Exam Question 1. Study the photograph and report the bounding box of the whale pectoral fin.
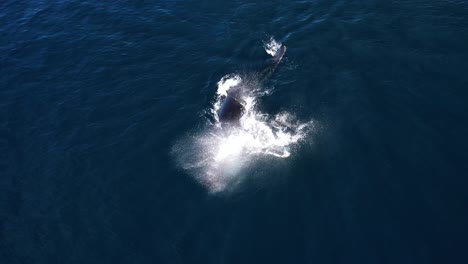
[273,45,287,63]
[258,45,287,81]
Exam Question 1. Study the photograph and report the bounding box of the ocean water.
[2,0,468,263]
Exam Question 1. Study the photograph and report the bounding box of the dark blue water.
[2,0,468,263]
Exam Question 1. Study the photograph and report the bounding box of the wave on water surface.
[172,37,314,193]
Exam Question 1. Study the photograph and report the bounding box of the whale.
[217,45,287,123]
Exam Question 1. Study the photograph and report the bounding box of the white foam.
[172,43,314,193]
[264,37,282,57]
[216,74,241,97]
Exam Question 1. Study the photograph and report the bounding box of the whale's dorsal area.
[217,45,286,124]
[218,91,245,123]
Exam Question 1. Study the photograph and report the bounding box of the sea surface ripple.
[1,1,468,263]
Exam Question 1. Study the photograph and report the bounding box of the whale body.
[217,45,287,124]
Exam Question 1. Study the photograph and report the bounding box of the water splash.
[172,39,314,193]
[216,74,242,97]
[264,37,283,57]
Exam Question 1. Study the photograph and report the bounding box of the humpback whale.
[217,45,287,123]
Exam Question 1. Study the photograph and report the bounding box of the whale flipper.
[259,45,287,81]
[273,45,287,63]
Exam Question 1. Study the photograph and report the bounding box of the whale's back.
[218,93,245,123]
[217,45,286,124]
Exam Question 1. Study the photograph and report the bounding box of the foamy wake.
[172,38,314,193]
